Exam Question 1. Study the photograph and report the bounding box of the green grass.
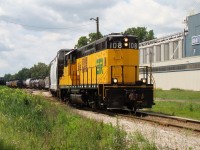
[151,89,200,120]
[155,88,200,101]
[151,101,200,120]
[0,86,157,150]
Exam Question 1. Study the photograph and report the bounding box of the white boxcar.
[50,57,58,91]
[50,49,71,93]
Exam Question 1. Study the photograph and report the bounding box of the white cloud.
[0,0,200,76]
[102,0,186,36]
[0,59,9,69]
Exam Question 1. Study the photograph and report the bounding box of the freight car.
[51,33,154,112]
[38,79,45,89]
[44,76,50,89]
[50,49,71,96]
[0,77,6,85]
[25,78,32,88]
[6,78,47,89]
[6,80,23,88]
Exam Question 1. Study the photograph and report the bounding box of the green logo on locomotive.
[96,58,103,74]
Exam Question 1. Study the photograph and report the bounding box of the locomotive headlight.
[124,38,128,42]
[141,78,147,84]
[112,78,118,84]
[124,43,128,47]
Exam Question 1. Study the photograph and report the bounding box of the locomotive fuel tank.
[70,94,85,104]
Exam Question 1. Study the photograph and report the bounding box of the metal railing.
[70,65,152,86]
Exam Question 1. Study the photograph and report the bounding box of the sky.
[0,0,200,77]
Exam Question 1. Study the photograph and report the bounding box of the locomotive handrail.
[72,65,152,87]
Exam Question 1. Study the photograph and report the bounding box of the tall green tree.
[30,62,49,79]
[88,32,103,43]
[123,27,155,42]
[75,36,88,48]
[75,32,103,48]
[4,74,12,81]
[4,62,49,81]
[146,30,154,41]
[15,68,30,80]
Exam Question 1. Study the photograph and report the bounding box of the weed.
[0,139,15,150]
[0,86,157,149]
[170,88,185,91]
[128,131,157,150]
[189,103,194,112]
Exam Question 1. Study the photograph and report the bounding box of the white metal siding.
[50,58,58,91]
[152,70,200,91]
[139,56,200,91]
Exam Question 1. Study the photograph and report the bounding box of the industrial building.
[139,13,200,91]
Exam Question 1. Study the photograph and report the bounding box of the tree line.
[4,62,50,81]
[3,26,155,81]
[75,26,155,48]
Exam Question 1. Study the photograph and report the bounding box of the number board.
[109,42,138,49]
[107,37,138,49]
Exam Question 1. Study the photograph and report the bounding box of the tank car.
[38,79,45,89]
[6,81,12,87]
[22,80,26,88]
[0,77,6,85]
[10,80,23,88]
[44,76,50,89]
[33,79,39,89]
[25,78,32,88]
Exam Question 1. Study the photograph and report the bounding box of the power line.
[101,26,113,34]
[1,17,117,38]
[20,24,92,32]
[2,18,94,30]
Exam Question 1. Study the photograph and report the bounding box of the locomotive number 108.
[109,42,138,49]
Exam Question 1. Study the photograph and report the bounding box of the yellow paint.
[59,48,139,86]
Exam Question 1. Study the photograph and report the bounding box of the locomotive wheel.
[127,102,137,114]
[132,107,137,114]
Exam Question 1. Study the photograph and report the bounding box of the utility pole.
[90,17,99,40]
[96,17,99,40]
[149,49,153,84]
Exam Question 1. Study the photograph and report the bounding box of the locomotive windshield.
[107,36,138,49]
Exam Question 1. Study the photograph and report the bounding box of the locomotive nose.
[128,92,135,101]
[105,88,126,109]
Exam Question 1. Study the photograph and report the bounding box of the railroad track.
[117,110,200,132]
[76,107,200,133]
[27,89,200,133]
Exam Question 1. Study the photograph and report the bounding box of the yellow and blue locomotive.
[51,33,154,111]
